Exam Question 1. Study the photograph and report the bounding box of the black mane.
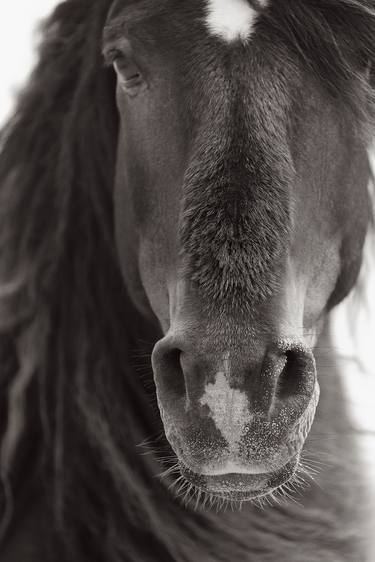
[0,0,374,560]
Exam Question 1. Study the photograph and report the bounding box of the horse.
[0,0,374,560]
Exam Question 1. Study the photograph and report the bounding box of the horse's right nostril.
[152,344,185,399]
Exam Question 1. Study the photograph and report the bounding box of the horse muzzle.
[152,330,319,500]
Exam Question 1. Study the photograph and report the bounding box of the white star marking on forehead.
[205,0,268,43]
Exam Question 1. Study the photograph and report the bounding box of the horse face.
[104,1,371,499]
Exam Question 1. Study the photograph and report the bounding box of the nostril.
[277,350,302,399]
[153,346,186,399]
[276,347,316,400]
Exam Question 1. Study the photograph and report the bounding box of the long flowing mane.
[0,0,375,560]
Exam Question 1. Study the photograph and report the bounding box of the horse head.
[103,0,372,500]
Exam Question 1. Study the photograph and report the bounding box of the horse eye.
[113,58,145,94]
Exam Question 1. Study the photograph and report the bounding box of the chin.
[176,455,301,504]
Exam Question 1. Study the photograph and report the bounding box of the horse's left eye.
[113,58,145,95]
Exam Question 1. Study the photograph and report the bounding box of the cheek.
[114,173,151,317]
[114,158,178,328]
[113,147,183,331]
[289,96,370,326]
[303,241,341,325]
[138,237,174,332]
[113,95,188,328]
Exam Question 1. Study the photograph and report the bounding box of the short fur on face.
[179,44,293,310]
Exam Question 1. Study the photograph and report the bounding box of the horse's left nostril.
[254,342,316,418]
[277,349,305,398]
[271,344,317,416]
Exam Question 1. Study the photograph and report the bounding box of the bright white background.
[1,0,375,519]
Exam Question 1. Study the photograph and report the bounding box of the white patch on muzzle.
[205,0,267,43]
[200,355,250,452]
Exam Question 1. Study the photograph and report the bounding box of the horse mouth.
[179,456,299,501]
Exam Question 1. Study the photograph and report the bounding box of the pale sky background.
[1,0,375,520]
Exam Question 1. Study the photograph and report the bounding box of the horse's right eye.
[113,57,146,95]
[114,58,142,85]
[103,42,146,95]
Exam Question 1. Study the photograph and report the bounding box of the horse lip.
[179,456,299,500]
